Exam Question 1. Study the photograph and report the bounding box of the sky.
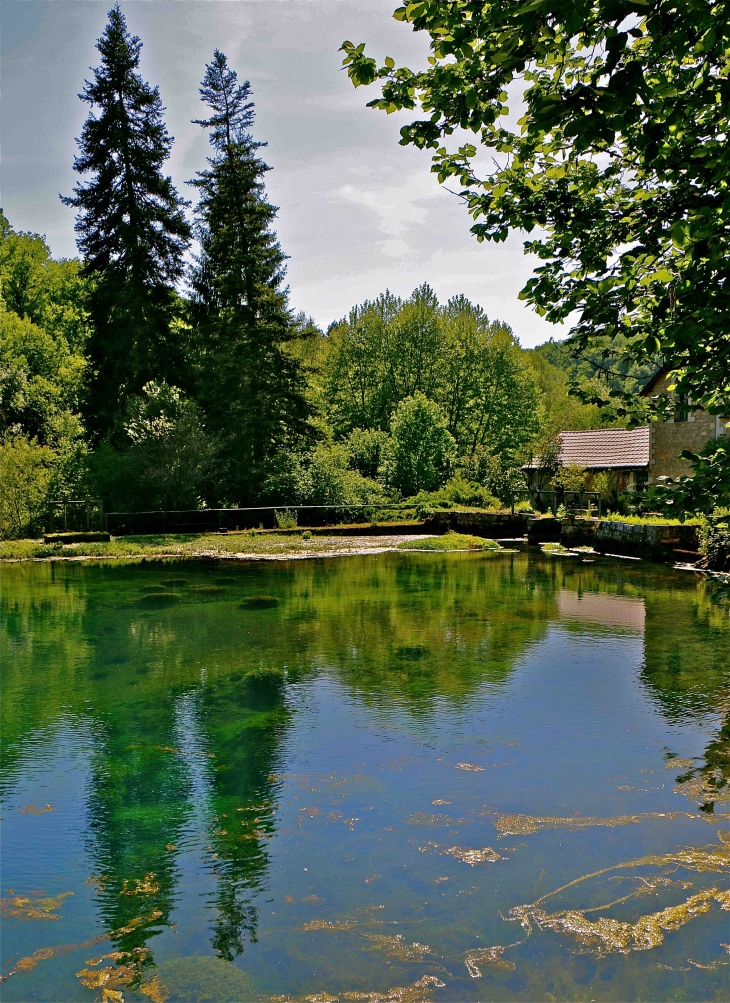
[2,0,564,347]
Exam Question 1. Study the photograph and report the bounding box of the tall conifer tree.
[190,50,312,503]
[62,5,190,437]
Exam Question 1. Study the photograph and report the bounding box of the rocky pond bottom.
[1,553,729,1002]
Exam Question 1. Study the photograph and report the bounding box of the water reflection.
[1,552,729,1001]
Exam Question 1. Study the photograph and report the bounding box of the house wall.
[584,469,637,495]
[647,372,727,483]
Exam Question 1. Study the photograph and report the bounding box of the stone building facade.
[641,369,728,483]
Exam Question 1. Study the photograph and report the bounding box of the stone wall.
[592,519,699,558]
[647,371,727,482]
[560,516,699,560]
[424,510,528,539]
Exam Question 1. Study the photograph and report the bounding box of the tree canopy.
[324,284,541,455]
[341,0,730,422]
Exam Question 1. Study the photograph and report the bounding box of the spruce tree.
[62,4,190,437]
[190,50,312,503]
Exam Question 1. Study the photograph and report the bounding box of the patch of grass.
[0,539,63,560]
[399,533,503,552]
[599,514,703,527]
[540,542,578,556]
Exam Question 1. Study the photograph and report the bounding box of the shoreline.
[0,534,439,565]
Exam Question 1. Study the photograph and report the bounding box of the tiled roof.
[556,427,650,469]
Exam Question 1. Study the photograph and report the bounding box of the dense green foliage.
[341,0,730,425]
[0,212,90,537]
[8,3,728,535]
[324,285,541,454]
[534,335,659,402]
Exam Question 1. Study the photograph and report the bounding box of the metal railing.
[510,489,602,518]
[103,503,419,536]
[49,498,104,533]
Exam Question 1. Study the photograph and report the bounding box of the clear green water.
[1,552,729,1003]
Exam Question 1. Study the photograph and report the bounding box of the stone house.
[524,366,727,494]
[639,367,728,482]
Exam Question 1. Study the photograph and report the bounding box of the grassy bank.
[0,530,438,563]
[599,514,703,527]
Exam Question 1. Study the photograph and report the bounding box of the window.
[674,393,688,422]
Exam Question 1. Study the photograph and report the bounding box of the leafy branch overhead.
[341,1,730,421]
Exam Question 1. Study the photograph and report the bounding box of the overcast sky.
[2,0,563,346]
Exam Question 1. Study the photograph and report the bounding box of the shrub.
[123,382,216,510]
[382,393,456,497]
[554,464,587,493]
[346,428,390,479]
[411,477,500,518]
[0,435,55,538]
[275,508,298,529]
[399,532,502,552]
[698,512,730,571]
[457,445,526,501]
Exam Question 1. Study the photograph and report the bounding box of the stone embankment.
[561,518,700,561]
[423,510,529,539]
[415,510,700,562]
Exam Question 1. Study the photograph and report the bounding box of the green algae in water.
[155,956,255,1002]
[137,591,180,607]
[240,595,280,609]
[2,553,730,1001]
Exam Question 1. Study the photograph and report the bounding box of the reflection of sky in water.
[1,554,728,1002]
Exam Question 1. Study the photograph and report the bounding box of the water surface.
[2,551,729,1002]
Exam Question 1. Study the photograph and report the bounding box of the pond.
[1,551,729,1002]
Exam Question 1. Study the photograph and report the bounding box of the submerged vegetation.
[3,554,729,998]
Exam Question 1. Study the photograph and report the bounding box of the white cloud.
[335,172,441,258]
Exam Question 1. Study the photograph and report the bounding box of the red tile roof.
[556,427,650,469]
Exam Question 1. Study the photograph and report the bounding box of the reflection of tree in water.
[1,563,93,786]
[84,668,288,966]
[638,575,730,812]
[195,668,288,959]
[282,554,558,710]
[2,563,292,967]
[85,702,189,972]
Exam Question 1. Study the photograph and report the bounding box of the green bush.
[458,446,527,502]
[275,508,298,529]
[262,443,386,508]
[411,476,500,518]
[399,532,503,552]
[382,393,456,497]
[698,513,730,571]
[0,435,55,538]
[346,428,390,479]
